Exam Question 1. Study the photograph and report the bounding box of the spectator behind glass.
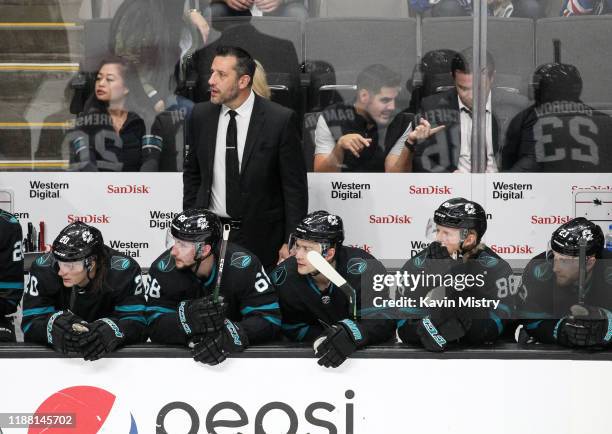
[313,64,402,173]
[561,0,611,15]
[110,0,212,113]
[253,59,272,99]
[409,0,545,18]
[211,0,309,20]
[66,57,150,172]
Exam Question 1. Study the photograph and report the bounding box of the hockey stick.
[578,237,587,305]
[212,224,231,303]
[306,251,357,319]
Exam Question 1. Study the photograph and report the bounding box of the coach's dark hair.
[451,48,495,78]
[215,45,256,87]
[356,64,401,95]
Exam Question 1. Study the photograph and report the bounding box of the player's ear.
[324,247,336,262]
[200,243,212,259]
[586,256,597,273]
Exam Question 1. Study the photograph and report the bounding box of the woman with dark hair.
[67,57,151,171]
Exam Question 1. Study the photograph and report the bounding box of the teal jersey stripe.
[119,315,147,324]
[0,282,24,289]
[145,306,176,314]
[296,326,309,341]
[115,304,146,313]
[22,306,55,317]
[22,322,32,333]
[263,315,282,326]
[241,302,280,315]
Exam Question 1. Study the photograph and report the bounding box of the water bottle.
[606,224,612,252]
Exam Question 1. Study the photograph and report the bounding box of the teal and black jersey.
[517,250,612,345]
[22,246,146,345]
[272,246,395,344]
[146,243,281,345]
[0,210,23,317]
[397,243,516,346]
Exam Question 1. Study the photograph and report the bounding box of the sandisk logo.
[409,185,452,195]
[106,184,150,194]
[68,214,110,224]
[368,214,412,224]
[490,244,534,254]
[530,215,572,225]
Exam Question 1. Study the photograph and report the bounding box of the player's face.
[454,70,493,110]
[435,225,463,255]
[552,252,580,286]
[170,239,198,269]
[293,238,324,275]
[363,86,399,126]
[209,55,247,107]
[57,260,90,287]
[95,63,128,104]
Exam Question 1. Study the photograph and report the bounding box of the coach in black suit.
[183,46,307,269]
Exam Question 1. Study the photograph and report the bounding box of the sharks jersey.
[22,247,146,345]
[272,246,395,344]
[146,243,281,345]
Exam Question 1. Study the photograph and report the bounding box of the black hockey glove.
[427,241,451,260]
[0,317,15,342]
[178,295,227,339]
[313,319,366,368]
[46,310,88,354]
[416,315,471,352]
[75,318,125,361]
[562,305,612,348]
[191,319,249,366]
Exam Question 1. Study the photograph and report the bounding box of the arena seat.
[535,16,612,106]
[304,18,417,110]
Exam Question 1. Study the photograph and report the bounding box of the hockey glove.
[313,319,366,368]
[0,317,15,342]
[46,310,88,354]
[178,295,227,339]
[76,318,125,361]
[192,319,249,366]
[562,304,612,347]
[416,315,470,352]
[427,241,452,260]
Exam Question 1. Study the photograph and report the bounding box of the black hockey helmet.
[550,217,604,257]
[433,197,487,241]
[52,221,103,262]
[170,208,221,246]
[293,210,344,246]
[531,62,583,104]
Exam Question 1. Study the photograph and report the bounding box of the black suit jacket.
[412,88,527,172]
[183,94,308,267]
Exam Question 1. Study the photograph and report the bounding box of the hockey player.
[517,218,612,349]
[22,222,146,359]
[146,209,281,365]
[0,210,24,342]
[272,210,395,368]
[397,198,515,352]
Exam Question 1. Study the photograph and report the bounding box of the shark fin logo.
[231,252,252,269]
[157,253,176,272]
[478,254,499,268]
[111,256,131,271]
[347,258,367,275]
[29,385,138,433]
[271,266,287,285]
[35,253,54,267]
